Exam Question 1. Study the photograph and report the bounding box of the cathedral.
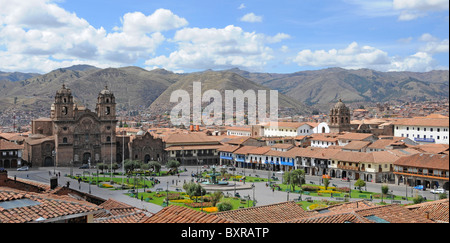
[23,85,118,167]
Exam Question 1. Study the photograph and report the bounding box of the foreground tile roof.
[0,187,104,223]
[214,201,312,223]
[142,205,234,223]
[289,204,434,223]
[406,199,449,223]
[94,199,153,223]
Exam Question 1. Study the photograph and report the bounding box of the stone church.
[328,99,352,133]
[23,85,118,167]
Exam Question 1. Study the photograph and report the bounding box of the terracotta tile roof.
[142,205,234,223]
[217,144,240,153]
[94,199,153,223]
[367,138,405,149]
[164,133,220,144]
[214,201,312,223]
[0,187,104,223]
[290,204,434,223]
[342,141,371,150]
[330,150,400,164]
[405,199,449,223]
[0,139,23,150]
[165,144,223,151]
[411,144,449,154]
[337,132,375,141]
[392,118,449,127]
[233,146,260,155]
[394,153,449,170]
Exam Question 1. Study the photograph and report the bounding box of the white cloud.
[418,34,449,54]
[238,4,246,10]
[293,42,390,69]
[240,13,263,23]
[0,0,187,73]
[145,25,287,71]
[121,9,188,34]
[292,41,447,72]
[393,0,449,20]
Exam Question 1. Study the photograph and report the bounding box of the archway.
[83,152,91,164]
[144,154,151,163]
[44,157,53,167]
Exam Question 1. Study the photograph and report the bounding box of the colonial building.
[23,85,117,167]
[393,116,449,145]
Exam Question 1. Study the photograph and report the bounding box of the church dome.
[99,85,113,95]
[334,99,347,109]
[56,84,71,95]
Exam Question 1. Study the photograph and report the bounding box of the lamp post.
[252,183,256,207]
[52,150,56,175]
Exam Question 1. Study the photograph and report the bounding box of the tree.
[148,161,162,175]
[354,179,366,192]
[284,169,305,191]
[210,191,223,206]
[166,160,181,174]
[323,178,330,190]
[110,163,119,173]
[381,184,389,195]
[183,182,206,202]
[124,160,141,173]
[217,201,233,212]
[97,163,107,173]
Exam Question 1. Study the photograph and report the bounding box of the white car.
[17,166,29,171]
[430,188,446,194]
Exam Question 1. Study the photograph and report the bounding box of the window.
[106,136,111,142]
[63,137,67,143]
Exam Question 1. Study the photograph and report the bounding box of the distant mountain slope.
[230,68,449,105]
[0,66,447,117]
[0,66,175,113]
[0,71,41,82]
[148,70,311,116]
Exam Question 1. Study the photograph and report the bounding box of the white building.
[393,117,449,145]
[226,126,252,137]
[263,122,327,137]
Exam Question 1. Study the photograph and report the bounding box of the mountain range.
[0,65,448,118]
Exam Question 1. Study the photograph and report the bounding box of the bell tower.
[52,84,74,119]
[96,86,116,120]
[329,99,351,133]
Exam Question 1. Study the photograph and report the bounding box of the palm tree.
[284,169,305,191]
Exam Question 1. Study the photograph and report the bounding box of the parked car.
[79,164,89,169]
[430,188,446,194]
[17,166,29,171]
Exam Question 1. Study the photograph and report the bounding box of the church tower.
[51,84,74,119]
[329,99,351,133]
[96,86,116,120]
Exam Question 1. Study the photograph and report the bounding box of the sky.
[0,0,448,74]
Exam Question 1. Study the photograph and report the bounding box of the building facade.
[393,117,449,145]
[23,85,117,167]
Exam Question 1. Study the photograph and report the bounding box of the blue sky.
[0,0,448,73]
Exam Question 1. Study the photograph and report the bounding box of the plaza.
[8,165,443,215]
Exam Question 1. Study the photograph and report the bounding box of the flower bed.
[185,202,213,208]
[170,199,193,204]
[201,207,218,213]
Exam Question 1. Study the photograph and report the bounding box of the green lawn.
[130,191,254,212]
[272,183,416,201]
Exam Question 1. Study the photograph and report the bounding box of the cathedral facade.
[23,85,117,167]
